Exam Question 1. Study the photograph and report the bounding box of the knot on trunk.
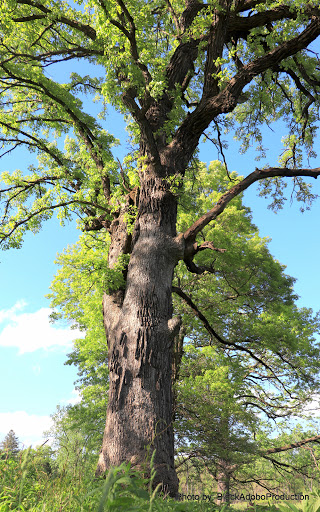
[168,315,182,341]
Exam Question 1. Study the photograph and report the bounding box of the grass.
[1,449,320,512]
[0,449,214,511]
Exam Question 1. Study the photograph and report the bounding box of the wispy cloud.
[59,388,82,406]
[0,411,53,448]
[303,394,320,417]
[0,300,27,323]
[0,302,84,354]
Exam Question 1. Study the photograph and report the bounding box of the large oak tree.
[47,162,320,496]
[1,0,320,496]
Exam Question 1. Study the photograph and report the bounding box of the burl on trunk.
[96,174,184,497]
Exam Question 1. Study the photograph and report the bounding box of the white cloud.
[0,302,84,354]
[0,411,53,449]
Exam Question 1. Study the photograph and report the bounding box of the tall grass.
[0,448,214,511]
[1,449,320,512]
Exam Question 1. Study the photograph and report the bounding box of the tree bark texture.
[96,172,184,497]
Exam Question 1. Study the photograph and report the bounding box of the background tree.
[0,430,20,458]
[232,424,320,498]
[173,163,320,497]
[175,345,320,500]
[44,405,98,476]
[1,0,320,495]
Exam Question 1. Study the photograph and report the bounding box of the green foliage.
[174,162,320,391]
[46,232,111,448]
[171,162,320,491]
[175,344,258,459]
[275,490,320,512]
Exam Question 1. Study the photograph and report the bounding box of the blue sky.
[1,65,320,449]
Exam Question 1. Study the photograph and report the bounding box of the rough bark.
[96,170,184,497]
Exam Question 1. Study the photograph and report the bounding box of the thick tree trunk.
[96,173,183,497]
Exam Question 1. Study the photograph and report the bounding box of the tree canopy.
[1,0,320,247]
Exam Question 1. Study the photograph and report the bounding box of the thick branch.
[163,1,206,99]
[183,240,226,274]
[169,16,320,167]
[16,0,97,40]
[179,1,205,33]
[183,166,320,244]
[202,11,228,99]
[228,6,296,41]
[0,198,110,245]
[264,435,320,455]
